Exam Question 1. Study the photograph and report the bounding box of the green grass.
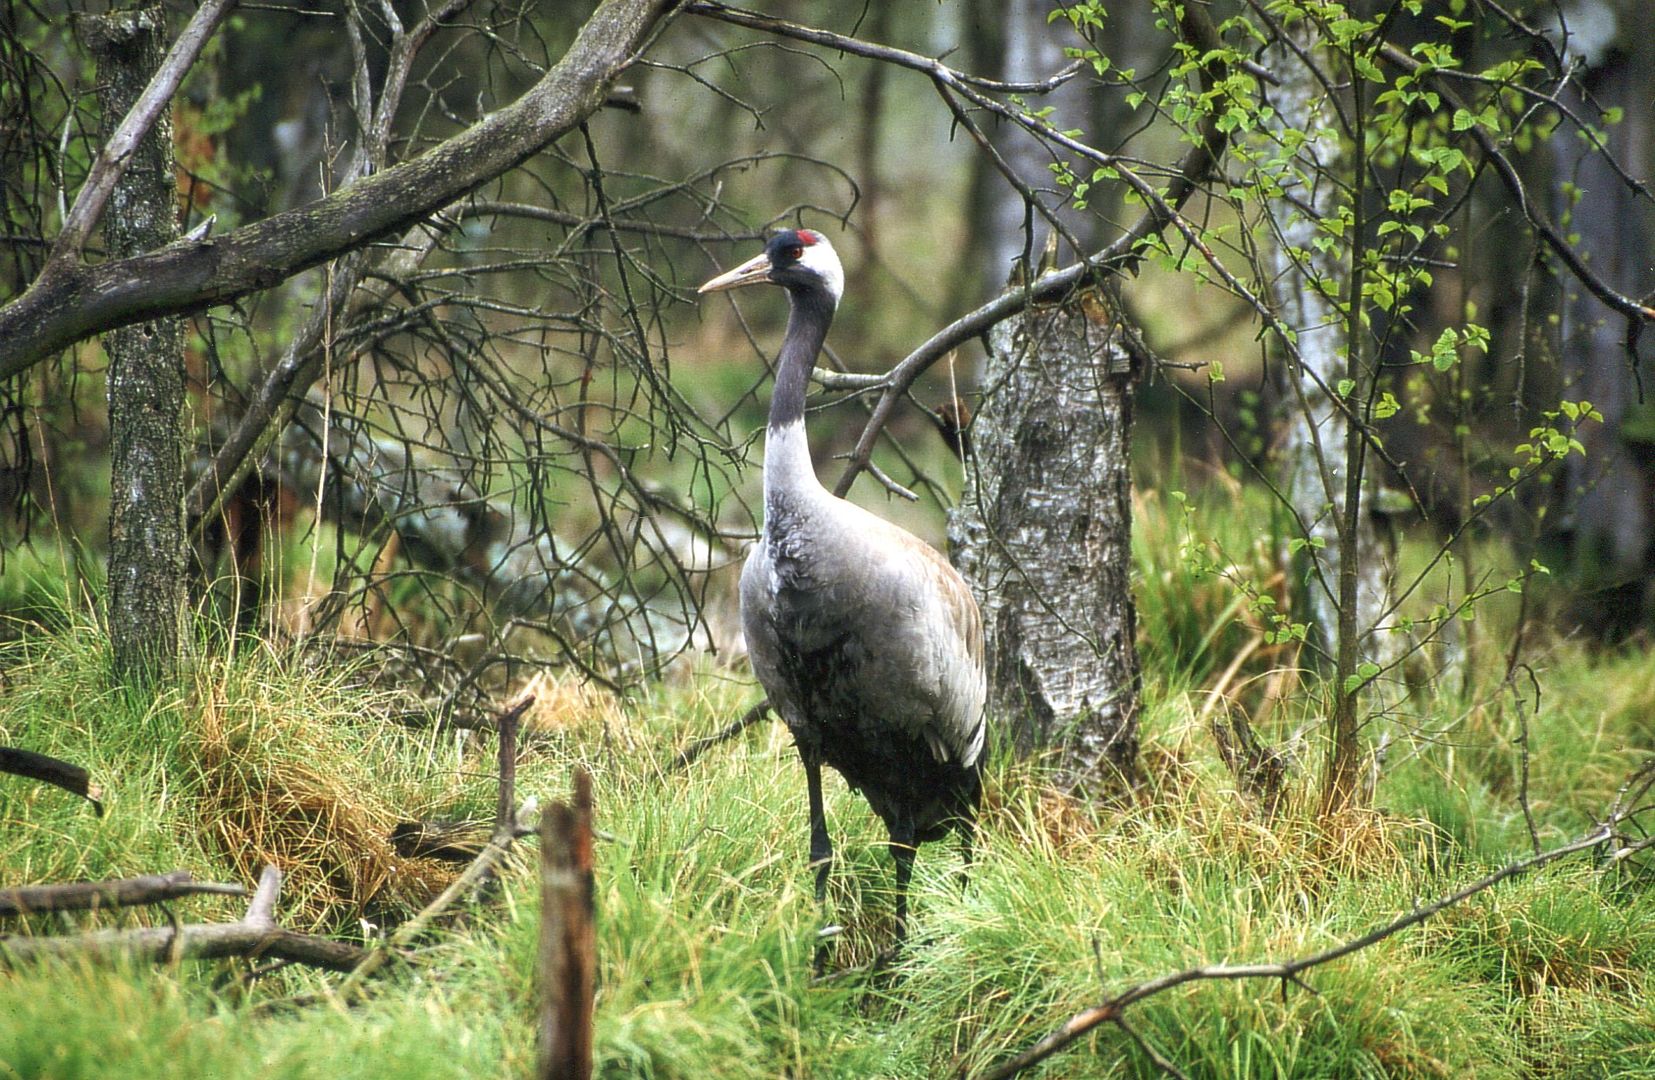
[2,493,1655,1078]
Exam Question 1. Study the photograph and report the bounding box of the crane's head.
[698,229,843,308]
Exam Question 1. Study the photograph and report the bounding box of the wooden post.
[537,770,595,1080]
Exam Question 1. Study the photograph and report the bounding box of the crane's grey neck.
[764,285,836,509]
[769,286,835,430]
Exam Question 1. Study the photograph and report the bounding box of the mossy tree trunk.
[85,8,187,684]
[951,286,1140,792]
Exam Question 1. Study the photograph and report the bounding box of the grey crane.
[699,229,988,956]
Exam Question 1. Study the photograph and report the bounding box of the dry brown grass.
[184,673,454,931]
[517,669,629,742]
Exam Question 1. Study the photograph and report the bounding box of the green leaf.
[1352,54,1384,83]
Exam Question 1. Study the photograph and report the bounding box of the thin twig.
[669,700,771,772]
[975,815,1627,1078]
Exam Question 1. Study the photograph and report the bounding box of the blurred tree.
[1546,1,1655,637]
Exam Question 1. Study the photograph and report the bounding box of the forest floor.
[3,497,1655,1077]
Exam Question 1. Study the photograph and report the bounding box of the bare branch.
[53,0,237,261]
[459,200,765,243]
[975,817,1628,1079]
[0,747,103,814]
[0,865,368,973]
[0,871,246,918]
[0,0,675,378]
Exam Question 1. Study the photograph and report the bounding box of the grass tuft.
[183,658,454,929]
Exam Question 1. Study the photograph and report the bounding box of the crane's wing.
[884,527,987,769]
[817,506,986,770]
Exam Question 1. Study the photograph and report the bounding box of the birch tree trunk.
[951,286,1140,791]
[1266,21,1398,808]
[85,8,187,684]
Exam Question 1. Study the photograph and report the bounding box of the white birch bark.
[1267,26,1396,672]
[951,289,1140,789]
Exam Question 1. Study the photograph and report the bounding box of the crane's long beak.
[698,251,773,294]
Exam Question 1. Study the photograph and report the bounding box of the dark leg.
[803,756,834,973]
[804,756,832,903]
[888,820,916,947]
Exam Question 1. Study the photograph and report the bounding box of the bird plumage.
[700,229,987,956]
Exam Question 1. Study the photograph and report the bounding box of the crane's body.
[700,230,987,953]
[742,429,987,841]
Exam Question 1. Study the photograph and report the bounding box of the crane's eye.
[787,246,804,261]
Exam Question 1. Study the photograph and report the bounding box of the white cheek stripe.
[798,241,844,307]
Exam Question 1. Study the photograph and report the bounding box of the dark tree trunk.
[951,287,1140,790]
[85,8,187,684]
[1553,9,1655,637]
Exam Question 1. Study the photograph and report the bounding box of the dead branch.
[51,0,236,262]
[0,870,245,918]
[0,0,674,378]
[458,200,764,243]
[668,700,771,773]
[976,804,1639,1079]
[537,770,596,1080]
[0,746,104,814]
[0,865,368,972]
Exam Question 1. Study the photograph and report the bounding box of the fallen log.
[0,865,368,972]
[0,870,246,918]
